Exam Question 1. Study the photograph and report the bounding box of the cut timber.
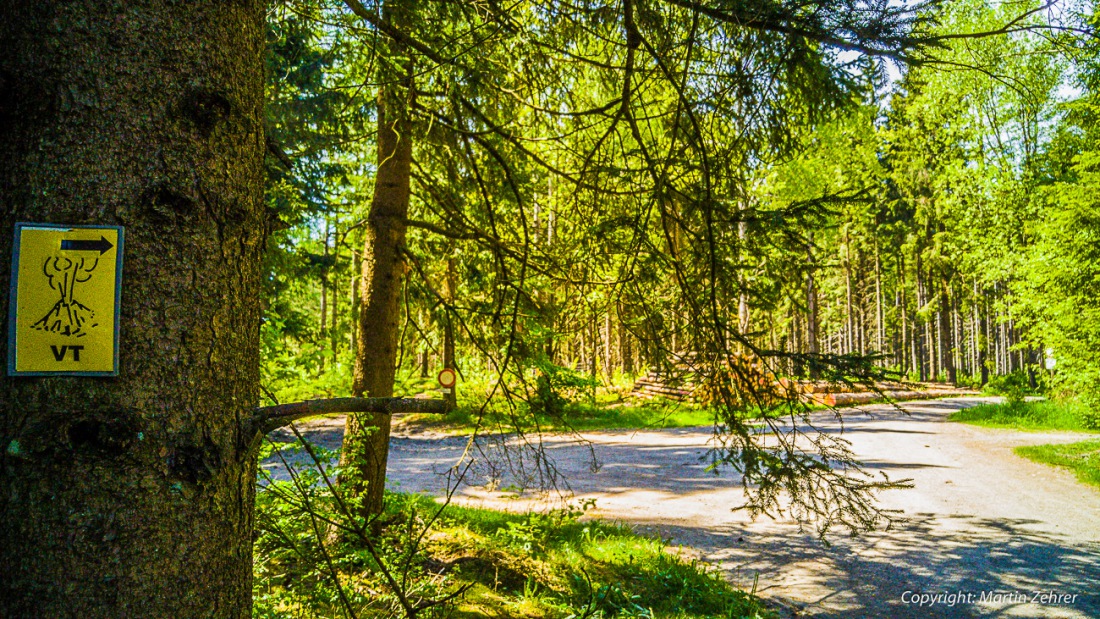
[814,388,981,407]
[630,368,697,402]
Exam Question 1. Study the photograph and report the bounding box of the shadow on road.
[680,513,1100,618]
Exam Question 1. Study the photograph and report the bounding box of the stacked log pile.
[795,381,980,406]
[631,358,981,405]
[630,369,697,401]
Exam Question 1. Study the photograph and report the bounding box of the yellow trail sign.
[8,223,124,376]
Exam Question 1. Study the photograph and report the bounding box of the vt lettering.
[50,345,84,362]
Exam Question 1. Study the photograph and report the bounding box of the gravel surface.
[264,397,1100,618]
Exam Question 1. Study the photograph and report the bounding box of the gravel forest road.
[269,397,1100,618]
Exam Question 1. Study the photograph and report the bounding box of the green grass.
[947,399,1100,491]
[433,501,775,619]
[947,399,1096,432]
[1015,440,1100,489]
[254,483,775,619]
[397,399,719,435]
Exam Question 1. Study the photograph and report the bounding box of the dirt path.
[267,397,1100,618]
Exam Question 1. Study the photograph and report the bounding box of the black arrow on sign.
[60,237,113,255]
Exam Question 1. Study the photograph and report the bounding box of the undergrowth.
[947,399,1097,432]
[397,398,718,435]
[254,441,774,619]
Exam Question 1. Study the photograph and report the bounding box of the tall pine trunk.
[914,251,926,381]
[0,1,266,616]
[805,238,819,378]
[940,282,956,385]
[345,0,415,517]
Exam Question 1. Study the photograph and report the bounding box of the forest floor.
[266,397,1100,618]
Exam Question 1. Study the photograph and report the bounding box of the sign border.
[437,367,457,389]
[7,222,125,377]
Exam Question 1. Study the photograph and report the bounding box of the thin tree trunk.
[442,257,457,409]
[979,291,988,385]
[791,307,804,376]
[856,249,865,355]
[806,238,820,379]
[992,288,999,375]
[952,291,962,379]
[844,236,854,355]
[915,251,926,381]
[898,285,907,372]
[604,311,612,380]
[970,280,979,381]
[875,246,883,354]
[344,0,415,517]
[350,248,361,355]
[330,225,341,359]
[589,316,598,379]
[618,304,633,375]
[320,217,330,337]
[0,2,266,616]
[738,203,750,339]
[934,303,943,382]
[899,253,908,374]
[941,282,956,385]
[418,308,430,378]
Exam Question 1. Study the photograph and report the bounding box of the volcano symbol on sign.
[31,254,102,337]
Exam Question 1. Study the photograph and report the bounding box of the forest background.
[252,0,1100,614]
[263,0,1100,438]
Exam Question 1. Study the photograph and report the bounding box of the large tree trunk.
[0,1,266,617]
[344,0,414,517]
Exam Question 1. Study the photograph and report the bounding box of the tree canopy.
[257,0,1098,530]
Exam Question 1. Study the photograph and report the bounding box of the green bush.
[1075,392,1100,430]
[528,360,599,417]
[982,371,1035,405]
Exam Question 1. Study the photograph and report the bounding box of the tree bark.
[875,245,883,354]
[603,311,613,380]
[588,316,598,378]
[844,240,854,355]
[320,218,330,336]
[976,281,988,385]
[805,238,819,378]
[329,222,341,360]
[0,1,266,617]
[344,0,415,517]
[349,248,361,355]
[442,257,457,409]
[898,253,909,374]
[940,282,956,385]
[914,251,926,381]
[618,303,633,375]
